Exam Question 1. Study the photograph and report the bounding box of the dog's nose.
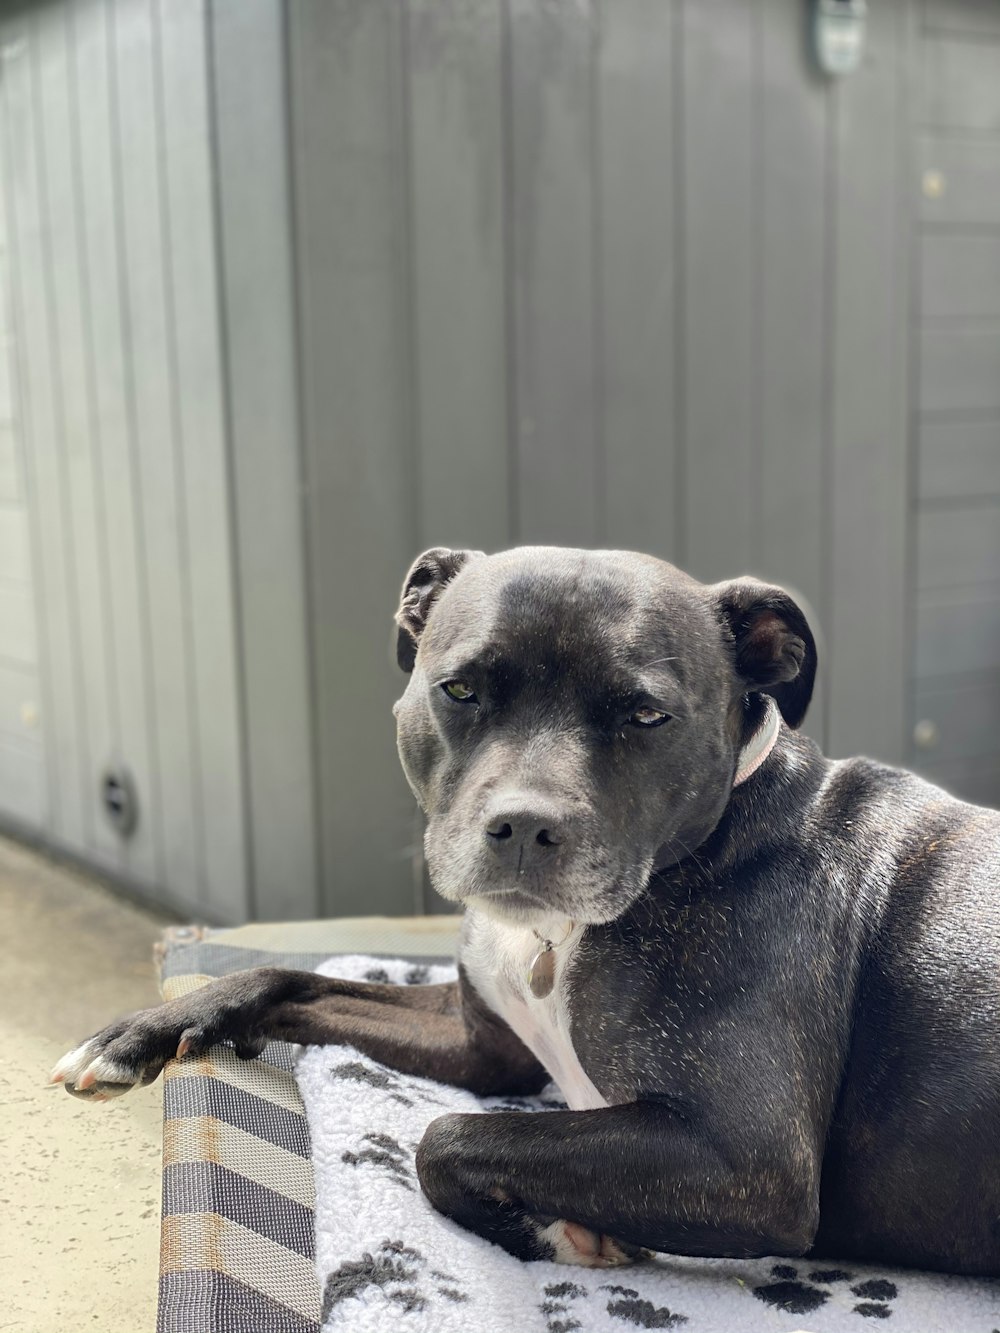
[482,798,567,868]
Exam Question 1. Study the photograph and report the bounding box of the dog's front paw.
[50,1000,266,1102]
[534,1218,648,1268]
[50,1022,164,1101]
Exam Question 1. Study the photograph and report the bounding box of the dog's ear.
[712,578,817,729]
[395,547,484,672]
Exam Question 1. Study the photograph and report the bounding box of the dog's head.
[393,546,816,927]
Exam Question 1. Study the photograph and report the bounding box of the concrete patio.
[0,834,175,1332]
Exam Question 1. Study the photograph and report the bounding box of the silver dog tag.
[527,941,556,999]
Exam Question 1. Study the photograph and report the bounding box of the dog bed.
[157,922,1000,1333]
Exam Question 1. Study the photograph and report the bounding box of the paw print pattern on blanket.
[601,1283,688,1329]
[321,1238,469,1322]
[362,963,433,986]
[341,1130,417,1192]
[753,1264,899,1320]
[539,1279,588,1333]
[327,1058,449,1109]
[302,956,1000,1333]
[487,1094,569,1113]
[537,1279,689,1332]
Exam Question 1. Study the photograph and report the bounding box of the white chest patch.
[460,909,610,1110]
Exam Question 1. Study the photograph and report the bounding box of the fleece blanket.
[294,955,999,1333]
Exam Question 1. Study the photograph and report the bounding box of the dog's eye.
[628,706,670,728]
[442,680,478,704]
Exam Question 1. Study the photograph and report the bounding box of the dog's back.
[805,758,1000,1273]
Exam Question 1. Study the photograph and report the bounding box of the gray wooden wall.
[0,0,995,922]
[287,0,915,915]
[0,0,250,919]
[910,0,1000,805]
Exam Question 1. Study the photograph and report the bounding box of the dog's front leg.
[51,965,547,1101]
[416,1102,819,1267]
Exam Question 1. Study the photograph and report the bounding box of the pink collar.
[732,696,781,787]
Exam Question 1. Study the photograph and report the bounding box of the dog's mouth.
[465,883,576,925]
[465,880,648,929]
[430,843,655,928]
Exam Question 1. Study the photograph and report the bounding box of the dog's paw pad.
[537,1218,643,1268]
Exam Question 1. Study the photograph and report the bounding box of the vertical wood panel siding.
[70,0,161,886]
[0,0,250,919]
[288,0,416,916]
[909,0,1000,808]
[1,5,90,849]
[289,0,915,915]
[757,0,830,753]
[210,0,317,919]
[681,0,757,583]
[597,0,679,560]
[155,0,247,920]
[508,0,600,546]
[0,90,46,831]
[826,0,911,763]
[112,0,204,904]
[35,4,119,864]
[408,0,510,555]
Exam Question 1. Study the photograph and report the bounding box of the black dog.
[53,546,1000,1276]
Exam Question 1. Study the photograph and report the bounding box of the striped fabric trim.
[164,1114,315,1208]
[158,965,321,1332]
[165,1077,311,1157]
[166,1050,305,1114]
[156,917,460,1333]
[164,1162,315,1256]
[158,1271,318,1333]
[161,1213,321,1320]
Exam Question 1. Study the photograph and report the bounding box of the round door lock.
[101,765,138,837]
[913,719,939,750]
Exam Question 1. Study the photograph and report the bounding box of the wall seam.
[395,0,428,915]
[900,0,920,768]
[589,0,606,547]
[751,0,764,572]
[281,0,324,919]
[0,15,57,834]
[820,73,837,753]
[29,8,94,847]
[672,0,687,565]
[150,0,208,908]
[65,0,123,803]
[106,0,167,883]
[204,0,258,921]
[500,0,520,546]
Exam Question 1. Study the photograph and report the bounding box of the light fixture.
[813,0,867,76]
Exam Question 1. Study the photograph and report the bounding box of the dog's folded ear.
[712,578,818,729]
[395,547,484,672]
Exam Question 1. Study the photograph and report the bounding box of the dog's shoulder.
[801,743,997,836]
[801,747,1000,929]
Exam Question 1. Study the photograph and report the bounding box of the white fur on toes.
[49,1040,139,1100]
[534,1218,640,1268]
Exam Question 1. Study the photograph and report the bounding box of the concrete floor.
[0,834,176,1333]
